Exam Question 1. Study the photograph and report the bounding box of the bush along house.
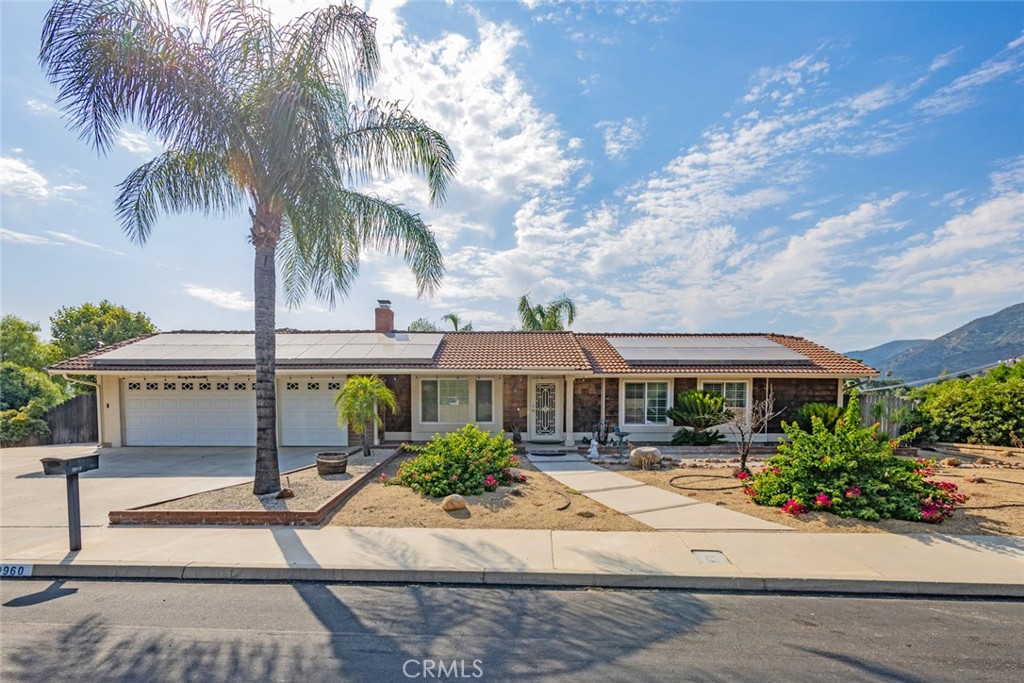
[49,301,876,448]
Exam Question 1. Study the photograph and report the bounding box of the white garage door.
[123,378,256,446]
[280,377,348,446]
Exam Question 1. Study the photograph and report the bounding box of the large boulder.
[441,494,467,512]
[629,447,662,470]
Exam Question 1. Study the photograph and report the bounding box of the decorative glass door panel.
[534,382,557,436]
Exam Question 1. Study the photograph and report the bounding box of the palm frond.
[40,0,234,155]
[339,100,457,207]
[281,3,380,93]
[281,188,443,307]
[517,294,542,331]
[114,149,245,244]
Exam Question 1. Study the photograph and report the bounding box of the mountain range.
[844,303,1024,383]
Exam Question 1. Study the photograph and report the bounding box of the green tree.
[42,0,454,494]
[441,312,472,331]
[408,317,439,332]
[517,293,577,331]
[335,375,397,457]
[49,301,156,360]
[0,315,56,371]
[0,362,64,412]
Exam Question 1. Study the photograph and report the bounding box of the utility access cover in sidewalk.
[691,550,731,566]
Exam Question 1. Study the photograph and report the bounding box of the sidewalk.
[3,523,1023,596]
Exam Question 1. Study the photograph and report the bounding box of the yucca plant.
[667,390,731,446]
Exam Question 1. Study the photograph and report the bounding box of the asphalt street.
[2,579,1022,682]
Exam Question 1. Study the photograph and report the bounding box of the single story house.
[49,301,876,448]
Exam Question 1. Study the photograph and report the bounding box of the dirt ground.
[328,455,651,531]
[615,462,1024,536]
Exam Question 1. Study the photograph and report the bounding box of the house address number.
[0,564,33,578]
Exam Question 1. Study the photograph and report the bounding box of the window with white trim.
[702,381,747,409]
[420,379,494,424]
[623,381,670,425]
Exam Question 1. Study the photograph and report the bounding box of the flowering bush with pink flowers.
[389,424,520,497]
[748,392,966,523]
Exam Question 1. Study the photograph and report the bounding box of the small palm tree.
[517,294,577,331]
[335,375,396,457]
[41,0,455,494]
[667,390,731,445]
[441,313,473,331]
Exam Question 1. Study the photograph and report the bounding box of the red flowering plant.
[388,424,519,497]
[747,392,966,523]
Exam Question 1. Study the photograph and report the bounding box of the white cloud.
[43,231,124,256]
[929,47,961,72]
[1008,33,1024,50]
[0,228,57,245]
[116,130,160,157]
[916,47,1023,116]
[184,285,254,311]
[25,98,60,116]
[595,117,646,160]
[0,156,86,200]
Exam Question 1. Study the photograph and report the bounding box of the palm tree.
[441,312,472,331]
[517,294,577,331]
[335,375,396,457]
[40,0,455,494]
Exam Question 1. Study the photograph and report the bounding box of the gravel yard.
[613,460,1024,536]
[147,448,397,512]
[327,455,651,531]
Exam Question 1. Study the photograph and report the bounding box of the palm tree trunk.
[252,234,280,495]
[362,423,372,457]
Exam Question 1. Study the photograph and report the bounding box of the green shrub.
[667,390,731,445]
[903,364,1024,446]
[791,402,842,433]
[747,393,966,523]
[671,428,726,446]
[388,424,522,497]
[0,409,51,447]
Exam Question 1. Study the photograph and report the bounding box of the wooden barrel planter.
[316,452,350,475]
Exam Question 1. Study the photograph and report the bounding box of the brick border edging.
[109,446,403,526]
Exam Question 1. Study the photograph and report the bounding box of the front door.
[529,377,563,443]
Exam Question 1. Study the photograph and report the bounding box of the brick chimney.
[375,299,395,333]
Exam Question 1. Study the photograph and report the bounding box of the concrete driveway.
[1,444,320,555]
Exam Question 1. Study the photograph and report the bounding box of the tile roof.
[50,330,875,376]
[434,332,592,371]
[577,333,875,376]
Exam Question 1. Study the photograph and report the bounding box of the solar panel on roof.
[92,332,443,365]
[607,336,810,365]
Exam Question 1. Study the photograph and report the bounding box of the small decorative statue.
[588,439,600,460]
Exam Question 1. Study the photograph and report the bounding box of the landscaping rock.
[275,488,294,499]
[441,494,467,512]
[576,511,595,518]
[975,457,988,465]
[964,475,986,484]
[630,447,662,470]
[508,487,524,497]
[941,457,962,467]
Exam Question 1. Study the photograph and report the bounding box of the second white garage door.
[123,378,256,446]
[280,377,348,446]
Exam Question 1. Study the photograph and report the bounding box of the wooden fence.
[858,393,914,438]
[45,394,98,444]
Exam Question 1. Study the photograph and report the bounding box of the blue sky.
[2,0,1022,352]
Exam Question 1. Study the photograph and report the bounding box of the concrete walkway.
[526,452,788,531]
[2,524,1022,596]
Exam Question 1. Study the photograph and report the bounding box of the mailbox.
[39,454,99,552]
[40,455,100,477]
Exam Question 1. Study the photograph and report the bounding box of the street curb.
[10,562,1024,597]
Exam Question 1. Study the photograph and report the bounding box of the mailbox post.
[40,454,100,551]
